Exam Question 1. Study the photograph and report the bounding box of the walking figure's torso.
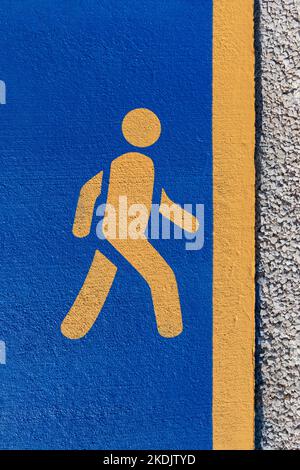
[106,152,155,216]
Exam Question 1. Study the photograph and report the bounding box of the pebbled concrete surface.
[255,0,300,450]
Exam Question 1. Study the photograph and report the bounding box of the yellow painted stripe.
[213,0,255,450]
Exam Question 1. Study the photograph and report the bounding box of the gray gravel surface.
[255,0,300,450]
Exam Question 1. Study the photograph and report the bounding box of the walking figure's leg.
[61,250,117,339]
[149,260,183,338]
[110,239,183,338]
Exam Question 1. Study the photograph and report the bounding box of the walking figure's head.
[122,108,161,148]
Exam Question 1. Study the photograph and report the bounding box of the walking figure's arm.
[72,171,103,238]
[159,189,199,233]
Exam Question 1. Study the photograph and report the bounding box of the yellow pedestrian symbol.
[61,108,199,340]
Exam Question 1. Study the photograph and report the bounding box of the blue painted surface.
[0,0,212,449]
